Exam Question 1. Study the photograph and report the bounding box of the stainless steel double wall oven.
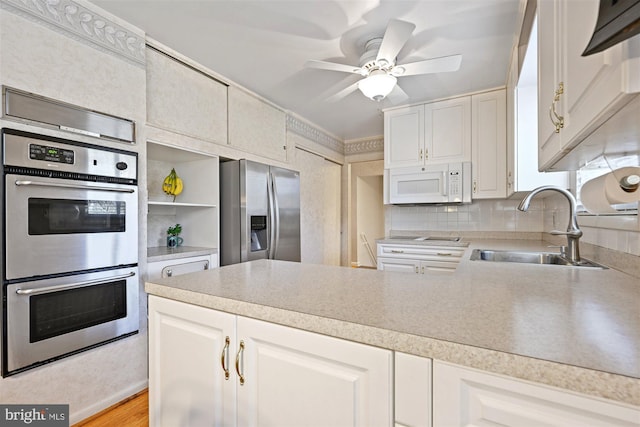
[1,128,139,376]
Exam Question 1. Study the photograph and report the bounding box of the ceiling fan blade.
[305,59,363,74]
[395,54,462,77]
[325,80,360,102]
[376,19,416,65]
[386,84,410,104]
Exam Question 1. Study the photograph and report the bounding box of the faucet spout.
[518,186,583,263]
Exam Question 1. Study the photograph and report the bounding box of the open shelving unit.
[147,141,219,257]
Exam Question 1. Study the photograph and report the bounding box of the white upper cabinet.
[228,86,288,163]
[424,96,472,164]
[507,23,568,197]
[384,105,425,168]
[146,47,228,144]
[471,89,507,199]
[384,97,471,169]
[537,0,640,171]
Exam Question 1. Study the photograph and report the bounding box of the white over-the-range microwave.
[386,162,472,204]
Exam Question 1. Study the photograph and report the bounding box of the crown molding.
[1,0,145,67]
[286,115,344,154]
[344,137,384,154]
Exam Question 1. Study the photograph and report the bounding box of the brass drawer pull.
[221,336,230,380]
[549,82,565,133]
[235,340,245,385]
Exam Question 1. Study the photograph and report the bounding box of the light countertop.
[145,239,640,406]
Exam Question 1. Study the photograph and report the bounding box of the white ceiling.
[91,0,523,141]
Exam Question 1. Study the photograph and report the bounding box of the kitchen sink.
[470,249,606,269]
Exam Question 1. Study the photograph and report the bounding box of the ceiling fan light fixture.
[358,71,397,101]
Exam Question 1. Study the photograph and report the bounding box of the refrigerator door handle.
[267,173,274,259]
[269,172,281,259]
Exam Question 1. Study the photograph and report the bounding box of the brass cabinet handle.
[549,82,565,133]
[419,148,423,160]
[414,266,419,274]
[421,266,425,274]
[436,252,453,256]
[390,250,404,254]
[425,148,428,160]
[473,180,477,193]
[221,336,230,380]
[235,340,245,386]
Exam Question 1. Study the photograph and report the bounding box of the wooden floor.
[73,389,148,427]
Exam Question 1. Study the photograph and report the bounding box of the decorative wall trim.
[344,137,383,154]
[287,115,344,154]
[1,0,145,67]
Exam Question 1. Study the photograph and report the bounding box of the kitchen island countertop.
[145,239,640,406]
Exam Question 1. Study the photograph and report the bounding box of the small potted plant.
[167,223,183,248]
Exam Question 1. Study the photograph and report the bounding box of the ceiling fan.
[305,19,462,102]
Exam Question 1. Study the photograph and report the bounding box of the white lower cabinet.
[149,296,638,427]
[395,353,432,427]
[148,295,236,427]
[148,296,393,427]
[433,361,640,427]
[377,244,465,273]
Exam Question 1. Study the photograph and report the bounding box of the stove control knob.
[116,162,128,171]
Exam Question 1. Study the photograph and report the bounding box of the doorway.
[349,160,385,268]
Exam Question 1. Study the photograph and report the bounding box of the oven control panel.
[29,143,75,164]
[2,128,137,183]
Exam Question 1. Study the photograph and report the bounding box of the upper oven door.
[4,174,138,280]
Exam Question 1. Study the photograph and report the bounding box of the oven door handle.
[15,180,135,193]
[15,272,136,296]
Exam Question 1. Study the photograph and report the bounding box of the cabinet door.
[433,361,640,427]
[558,0,631,151]
[148,296,237,427]
[537,0,638,171]
[384,105,425,168]
[537,0,563,170]
[395,353,432,427]
[377,257,420,274]
[146,48,228,144]
[236,316,393,427]
[228,87,287,162]
[471,90,507,199]
[424,97,471,164]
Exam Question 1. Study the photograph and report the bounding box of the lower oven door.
[4,174,138,280]
[3,266,139,376]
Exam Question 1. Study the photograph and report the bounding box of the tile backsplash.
[543,193,640,256]
[386,199,544,233]
[387,197,640,257]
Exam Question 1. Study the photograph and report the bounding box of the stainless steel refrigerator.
[220,159,301,266]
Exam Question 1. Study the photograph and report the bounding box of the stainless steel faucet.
[517,185,583,264]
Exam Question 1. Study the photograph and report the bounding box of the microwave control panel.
[448,169,461,200]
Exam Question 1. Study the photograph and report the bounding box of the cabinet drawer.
[147,254,213,280]
[377,244,465,261]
